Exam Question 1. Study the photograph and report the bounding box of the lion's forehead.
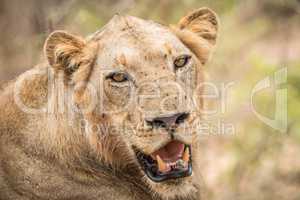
[94,16,191,80]
[97,15,189,58]
[93,15,181,44]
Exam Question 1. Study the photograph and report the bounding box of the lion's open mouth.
[135,140,192,182]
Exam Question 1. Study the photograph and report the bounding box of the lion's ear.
[44,31,97,79]
[172,7,219,65]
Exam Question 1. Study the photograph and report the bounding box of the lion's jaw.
[91,108,202,199]
[135,140,201,199]
[97,118,201,199]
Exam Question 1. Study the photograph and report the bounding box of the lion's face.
[91,16,201,197]
[44,8,218,199]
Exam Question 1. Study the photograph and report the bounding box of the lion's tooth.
[176,159,185,169]
[182,147,190,163]
[156,155,167,172]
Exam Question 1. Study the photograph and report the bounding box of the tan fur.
[0,8,218,200]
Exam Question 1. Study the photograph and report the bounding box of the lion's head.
[44,7,218,199]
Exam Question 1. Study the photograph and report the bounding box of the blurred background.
[0,0,300,199]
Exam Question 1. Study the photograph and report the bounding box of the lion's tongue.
[152,141,185,162]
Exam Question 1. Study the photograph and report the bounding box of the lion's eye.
[174,55,191,69]
[107,72,129,83]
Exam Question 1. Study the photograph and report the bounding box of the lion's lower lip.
[145,161,192,182]
[135,141,192,182]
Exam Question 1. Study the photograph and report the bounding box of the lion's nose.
[146,112,189,129]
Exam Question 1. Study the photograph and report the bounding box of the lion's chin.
[145,175,198,199]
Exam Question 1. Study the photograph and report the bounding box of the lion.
[0,7,218,200]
